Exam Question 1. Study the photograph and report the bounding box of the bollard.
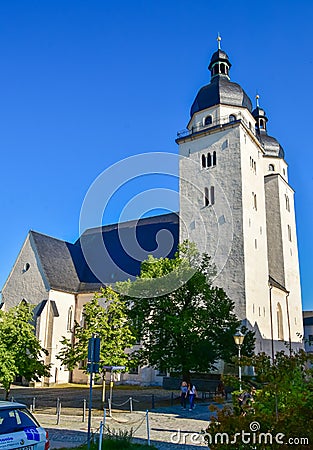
[108,398,112,417]
[10,397,14,402]
[56,401,61,425]
[98,421,103,450]
[103,408,106,429]
[151,394,155,409]
[129,397,133,413]
[29,405,33,413]
[171,392,174,406]
[146,410,150,446]
[32,397,36,411]
[83,399,86,423]
[56,398,60,415]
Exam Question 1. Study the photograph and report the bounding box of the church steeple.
[252,95,268,134]
[252,95,285,158]
[208,35,231,80]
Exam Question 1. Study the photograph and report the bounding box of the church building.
[1,41,303,385]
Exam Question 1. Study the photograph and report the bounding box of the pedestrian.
[180,381,188,409]
[188,382,197,411]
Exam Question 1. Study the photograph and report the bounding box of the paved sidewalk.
[35,403,220,449]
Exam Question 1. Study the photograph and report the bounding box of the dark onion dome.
[252,106,285,158]
[190,48,252,117]
[209,49,231,69]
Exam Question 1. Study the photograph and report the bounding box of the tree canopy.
[0,302,50,399]
[208,350,313,449]
[119,242,254,379]
[57,286,136,372]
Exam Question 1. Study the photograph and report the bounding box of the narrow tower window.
[204,187,209,207]
[207,153,212,167]
[67,306,73,332]
[210,186,215,205]
[252,193,257,210]
[285,195,290,212]
[229,114,236,122]
[212,151,217,166]
[288,225,292,242]
[201,154,206,168]
[277,303,284,340]
[269,164,275,171]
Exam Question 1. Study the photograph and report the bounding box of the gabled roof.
[30,231,82,293]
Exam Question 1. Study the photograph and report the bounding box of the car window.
[0,408,38,435]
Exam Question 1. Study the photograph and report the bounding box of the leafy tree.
[57,286,136,372]
[119,242,254,380]
[207,350,313,449]
[0,302,50,399]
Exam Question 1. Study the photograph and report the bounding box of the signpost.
[87,335,100,449]
[102,365,125,417]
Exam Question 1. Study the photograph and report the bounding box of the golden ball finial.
[217,33,221,49]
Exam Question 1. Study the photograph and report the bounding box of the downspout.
[285,292,291,356]
[269,284,275,363]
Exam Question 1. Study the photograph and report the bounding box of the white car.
[0,401,49,450]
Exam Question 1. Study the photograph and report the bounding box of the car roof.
[0,401,27,409]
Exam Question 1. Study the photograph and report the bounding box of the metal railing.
[177,113,255,139]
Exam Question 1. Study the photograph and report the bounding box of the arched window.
[213,65,219,75]
[269,164,275,171]
[220,64,226,74]
[277,303,284,340]
[201,154,206,168]
[260,119,264,129]
[212,151,217,166]
[23,262,30,273]
[229,114,236,122]
[67,306,73,332]
[210,186,215,205]
[204,115,212,126]
[207,153,212,167]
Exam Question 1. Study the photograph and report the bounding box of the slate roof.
[30,212,179,294]
[190,77,252,117]
[30,231,83,293]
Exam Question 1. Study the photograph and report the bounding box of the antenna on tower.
[256,94,260,108]
[217,32,221,50]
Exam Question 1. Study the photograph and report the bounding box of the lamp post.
[233,330,245,391]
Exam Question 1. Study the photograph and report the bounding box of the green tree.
[0,302,50,399]
[57,286,136,372]
[208,350,313,449]
[119,242,254,380]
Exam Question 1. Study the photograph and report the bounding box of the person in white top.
[187,382,197,411]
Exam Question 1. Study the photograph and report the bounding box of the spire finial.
[217,33,221,50]
[256,94,260,108]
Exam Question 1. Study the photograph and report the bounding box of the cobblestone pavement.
[35,403,222,449]
[5,385,226,449]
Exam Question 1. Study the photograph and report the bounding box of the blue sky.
[0,0,312,310]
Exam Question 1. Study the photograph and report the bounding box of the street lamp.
[233,330,245,391]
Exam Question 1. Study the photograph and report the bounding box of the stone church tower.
[177,41,303,357]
